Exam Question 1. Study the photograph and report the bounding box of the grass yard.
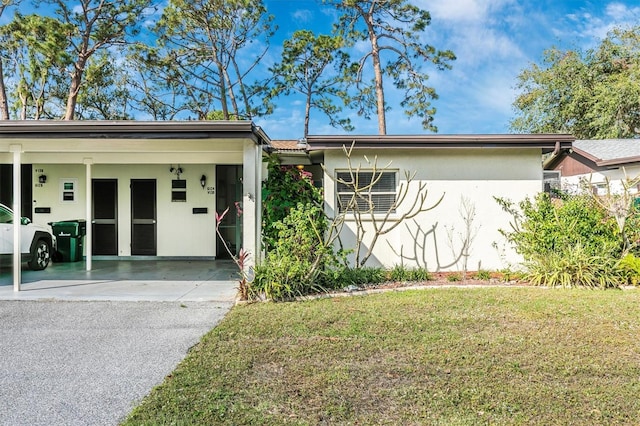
[123,288,640,425]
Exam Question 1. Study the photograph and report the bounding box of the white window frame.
[335,170,397,214]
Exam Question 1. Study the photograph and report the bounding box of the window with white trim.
[336,171,397,213]
[543,171,561,195]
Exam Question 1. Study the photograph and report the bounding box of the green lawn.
[123,288,640,425]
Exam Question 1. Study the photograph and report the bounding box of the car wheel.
[28,239,51,270]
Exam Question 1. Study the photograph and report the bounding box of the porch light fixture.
[170,165,184,179]
[38,174,47,184]
[200,174,207,189]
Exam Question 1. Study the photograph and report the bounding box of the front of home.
[0,121,266,288]
[1,121,575,288]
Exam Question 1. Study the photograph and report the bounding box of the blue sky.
[257,0,640,139]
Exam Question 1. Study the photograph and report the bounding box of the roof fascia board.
[306,134,575,150]
[0,120,270,145]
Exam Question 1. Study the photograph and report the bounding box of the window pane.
[336,170,397,213]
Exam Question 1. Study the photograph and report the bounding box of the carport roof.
[0,120,271,145]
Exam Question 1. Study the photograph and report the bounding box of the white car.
[0,203,56,270]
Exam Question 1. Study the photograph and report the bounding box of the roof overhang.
[0,120,271,145]
[306,134,575,153]
[572,146,640,168]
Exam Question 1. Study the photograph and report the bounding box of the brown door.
[131,179,156,256]
[215,165,243,258]
[92,179,118,255]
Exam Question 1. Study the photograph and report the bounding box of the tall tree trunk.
[216,62,229,119]
[222,67,239,119]
[304,91,311,137]
[0,61,9,120]
[64,60,86,120]
[365,13,386,135]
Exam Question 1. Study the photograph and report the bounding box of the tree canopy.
[268,30,352,137]
[0,0,455,137]
[511,26,640,139]
[325,0,455,134]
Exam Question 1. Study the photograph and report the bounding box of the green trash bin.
[49,220,87,262]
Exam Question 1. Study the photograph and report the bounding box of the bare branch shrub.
[324,142,443,268]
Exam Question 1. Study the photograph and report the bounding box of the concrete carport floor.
[0,259,240,301]
[0,259,239,425]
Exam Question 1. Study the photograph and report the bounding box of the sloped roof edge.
[573,139,640,167]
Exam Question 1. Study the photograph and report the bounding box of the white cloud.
[291,9,313,24]
[425,0,516,24]
[561,2,640,46]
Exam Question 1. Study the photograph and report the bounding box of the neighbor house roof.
[572,139,640,167]
[306,134,574,153]
[268,139,311,165]
[269,139,305,151]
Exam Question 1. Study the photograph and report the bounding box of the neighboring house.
[300,134,574,272]
[0,121,267,286]
[545,139,640,195]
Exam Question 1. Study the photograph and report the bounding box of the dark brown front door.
[92,179,118,255]
[131,179,156,256]
[215,165,242,258]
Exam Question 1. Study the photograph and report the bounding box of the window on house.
[543,171,561,196]
[336,171,397,213]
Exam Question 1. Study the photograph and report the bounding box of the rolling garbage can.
[49,220,86,262]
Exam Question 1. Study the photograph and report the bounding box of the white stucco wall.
[323,148,545,272]
[31,163,221,257]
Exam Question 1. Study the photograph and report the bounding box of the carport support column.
[84,158,93,271]
[10,144,22,292]
[242,141,258,267]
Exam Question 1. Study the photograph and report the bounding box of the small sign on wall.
[60,178,78,203]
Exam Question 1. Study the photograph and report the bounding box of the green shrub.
[525,243,622,289]
[617,253,640,285]
[389,264,409,281]
[475,270,492,280]
[389,265,431,282]
[323,266,387,288]
[497,193,620,260]
[253,202,335,300]
[262,155,323,253]
[408,267,431,282]
[446,273,461,282]
[497,193,624,288]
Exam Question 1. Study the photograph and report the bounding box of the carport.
[0,258,239,301]
[0,121,267,292]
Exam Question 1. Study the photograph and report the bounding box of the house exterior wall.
[561,165,640,195]
[31,163,221,257]
[323,148,544,272]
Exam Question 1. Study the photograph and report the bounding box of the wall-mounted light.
[38,175,47,184]
[200,174,207,189]
[170,165,184,179]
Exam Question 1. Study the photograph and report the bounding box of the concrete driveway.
[0,300,233,425]
[0,260,238,425]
